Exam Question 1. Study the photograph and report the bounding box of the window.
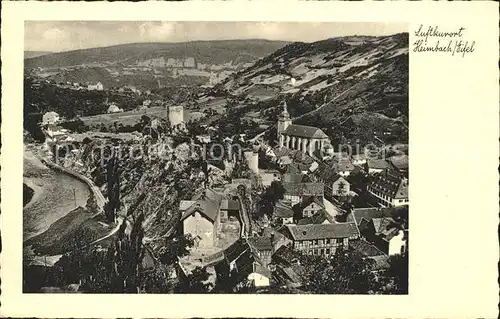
[336,238,343,244]
[313,240,318,245]
[325,238,331,244]
[326,248,331,255]
[320,249,324,255]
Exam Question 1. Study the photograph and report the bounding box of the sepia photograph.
[22,20,410,294]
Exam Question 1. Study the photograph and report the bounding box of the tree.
[300,248,379,294]
[175,266,213,293]
[385,252,408,294]
[158,235,195,266]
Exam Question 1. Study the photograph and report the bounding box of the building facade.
[367,170,409,207]
[282,223,360,257]
[277,101,331,156]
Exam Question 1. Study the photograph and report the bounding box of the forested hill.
[213,33,409,145]
[24,40,289,69]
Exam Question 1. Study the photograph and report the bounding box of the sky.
[25,21,407,53]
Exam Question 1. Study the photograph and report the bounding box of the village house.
[297,209,334,226]
[277,101,331,156]
[259,169,281,187]
[350,239,391,272]
[107,103,123,113]
[348,207,408,256]
[282,182,324,206]
[274,200,295,225]
[270,246,302,288]
[42,111,60,125]
[365,159,390,174]
[87,82,104,91]
[351,153,368,166]
[214,237,274,289]
[331,159,356,177]
[367,170,409,207]
[388,154,409,175]
[299,195,325,218]
[281,222,360,256]
[179,188,223,248]
[312,164,350,198]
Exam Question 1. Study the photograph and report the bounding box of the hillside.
[24,51,52,59]
[24,40,289,89]
[211,33,409,145]
[25,40,288,68]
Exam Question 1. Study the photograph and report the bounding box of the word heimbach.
[413,39,475,57]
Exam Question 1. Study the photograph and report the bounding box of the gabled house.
[281,222,360,257]
[348,207,408,256]
[365,159,390,174]
[283,182,324,206]
[388,154,409,175]
[179,188,223,248]
[297,209,333,225]
[214,237,273,289]
[300,195,325,218]
[367,170,408,207]
[274,200,295,225]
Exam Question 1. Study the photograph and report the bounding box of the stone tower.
[277,100,292,139]
[168,105,184,127]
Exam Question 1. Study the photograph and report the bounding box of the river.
[23,149,91,241]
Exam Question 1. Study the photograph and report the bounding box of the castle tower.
[277,100,292,139]
[243,150,259,175]
[168,105,184,127]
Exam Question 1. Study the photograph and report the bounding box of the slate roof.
[297,209,332,225]
[282,173,307,183]
[389,154,409,171]
[283,124,329,139]
[180,188,223,223]
[348,207,394,226]
[367,159,390,170]
[350,239,387,257]
[283,182,324,197]
[274,201,295,218]
[332,160,355,173]
[285,222,359,241]
[369,171,408,199]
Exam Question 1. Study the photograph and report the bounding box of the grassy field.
[80,106,171,127]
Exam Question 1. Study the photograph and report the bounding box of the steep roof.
[389,154,409,171]
[285,222,359,241]
[283,182,324,197]
[275,201,294,218]
[283,124,329,139]
[350,239,387,257]
[348,207,394,226]
[282,173,307,183]
[180,188,223,223]
[297,209,332,225]
[369,171,408,199]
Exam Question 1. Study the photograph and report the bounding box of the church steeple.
[277,100,292,139]
[279,100,290,120]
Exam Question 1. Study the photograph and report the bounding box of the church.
[277,101,331,156]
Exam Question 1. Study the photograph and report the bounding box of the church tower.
[277,101,292,139]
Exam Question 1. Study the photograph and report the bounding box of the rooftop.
[283,182,324,196]
[285,222,359,241]
[283,124,329,139]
